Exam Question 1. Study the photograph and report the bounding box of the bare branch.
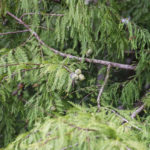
[97,64,111,111]
[0,29,29,36]
[7,12,136,70]
[131,104,145,119]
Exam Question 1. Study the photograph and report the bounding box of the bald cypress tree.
[0,0,150,149]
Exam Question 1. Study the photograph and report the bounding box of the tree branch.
[0,29,29,36]
[131,104,145,119]
[97,64,111,111]
[7,11,136,70]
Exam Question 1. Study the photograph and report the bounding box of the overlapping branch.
[6,11,136,70]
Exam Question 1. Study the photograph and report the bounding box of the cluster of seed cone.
[70,69,85,82]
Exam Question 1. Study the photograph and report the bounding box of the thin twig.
[79,92,94,104]
[97,64,111,111]
[0,34,33,60]
[20,34,33,47]
[124,50,136,54]
[1,67,42,83]
[0,29,29,35]
[63,85,101,100]
[104,107,142,131]
[28,25,54,30]
[0,63,41,68]
[20,12,64,19]
[7,12,136,70]
[65,122,98,132]
[61,143,78,150]
[131,104,145,119]
[63,65,72,73]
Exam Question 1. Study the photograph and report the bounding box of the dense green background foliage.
[0,0,150,149]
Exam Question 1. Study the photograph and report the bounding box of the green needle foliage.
[3,106,148,150]
[0,0,150,149]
